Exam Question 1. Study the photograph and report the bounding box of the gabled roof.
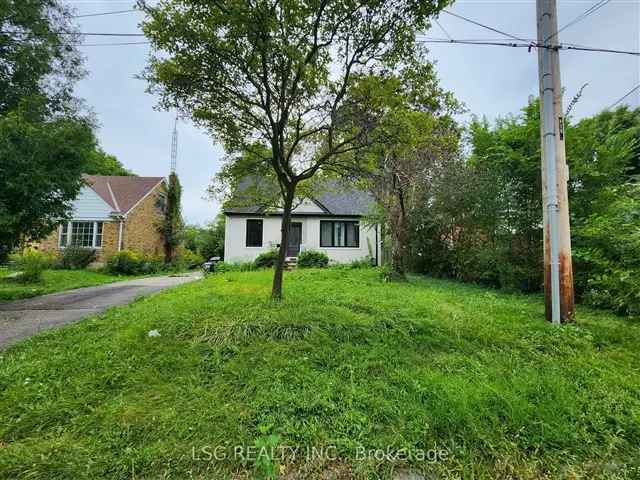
[83,175,164,215]
[224,178,375,217]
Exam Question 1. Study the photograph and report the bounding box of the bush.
[297,250,329,268]
[176,249,204,270]
[106,251,143,275]
[254,249,279,268]
[58,246,97,269]
[9,248,51,283]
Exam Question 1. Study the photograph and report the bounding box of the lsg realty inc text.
[191,445,451,463]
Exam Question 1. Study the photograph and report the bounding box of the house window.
[59,221,104,249]
[246,219,263,247]
[59,223,69,248]
[320,221,359,247]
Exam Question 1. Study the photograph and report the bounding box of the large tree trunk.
[271,186,295,300]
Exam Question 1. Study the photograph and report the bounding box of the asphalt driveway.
[0,272,202,349]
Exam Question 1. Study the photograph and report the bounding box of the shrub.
[9,248,50,283]
[297,250,329,268]
[58,246,97,269]
[347,256,375,269]
[215,261,257,273]
[176,249,205,270]
[254,249,279,268]
[106,250,143,275]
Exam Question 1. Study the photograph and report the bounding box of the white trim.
[122,179,165,217]
[106,181,121,212]
[118,220,124,251]
[58,220,104,250]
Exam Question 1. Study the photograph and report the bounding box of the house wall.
[37,183,166,261]
[121,182,165,256]
[37,220,119,261]
[224,215,379,264]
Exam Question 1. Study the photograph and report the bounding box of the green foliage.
[214,261,257,273]
[0,0,83,116]
[411,102,640,315]
[1,269,639,478]
[573,185,640,316]
[254,250,279,269]
[57,246,97,270]
[158,173,184,263]
[176,249,205,270]
[0,101,95,262]
[84,147,132,176]
[345,64,462,278]
[105,251,143,275]
[297,250,329,268]
[8,249,51,284]
[183,215,225,260]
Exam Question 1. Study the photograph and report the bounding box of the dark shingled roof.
[224,178,375,216]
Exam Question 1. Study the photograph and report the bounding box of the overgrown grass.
[0,269,638,479]
[0,268,140,302]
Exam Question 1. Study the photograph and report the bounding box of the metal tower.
[170,115,178,174]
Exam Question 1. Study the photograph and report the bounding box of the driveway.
[0,272,202,349]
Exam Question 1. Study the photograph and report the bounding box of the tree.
[0,0,99,261]
[158,173,184,263]
[85,147,133,176]
[0,0,83,116]
[183,215,226,260]
[344,64,461,279]
[141,0,447,299]
[0,102,95,262]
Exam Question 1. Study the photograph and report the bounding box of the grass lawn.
[0,268,140,302]
[0,269,638,479]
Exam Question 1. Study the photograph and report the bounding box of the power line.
[547,0,612,42]
[79,41,150,46]
[1,30,145,37]
[416,37,640,56]
[72,8,138,18]
[607,84,640,109]
[442,9,531,43]
[434,18,453,41]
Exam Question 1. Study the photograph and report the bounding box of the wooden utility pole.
[536,0,575,324]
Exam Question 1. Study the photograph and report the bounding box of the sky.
[68,0,640,225]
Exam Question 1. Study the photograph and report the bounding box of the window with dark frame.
[320,220,359,247]
[246,219,263,247]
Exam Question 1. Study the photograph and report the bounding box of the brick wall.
[35,183,166,261]
[37,221,120,261]
[121,183,166,257]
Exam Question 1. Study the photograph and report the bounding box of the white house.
[223,181,380,265]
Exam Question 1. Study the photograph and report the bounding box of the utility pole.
[536,0,575,324]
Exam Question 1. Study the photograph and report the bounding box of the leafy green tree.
[183,215,225,260]
[85,147,133,176]
[158,173,184,263]
[0,102,95,262]
[141,0,448,299]
[0,0,111,261]
[344,63,462,279]
[0,0,83,115]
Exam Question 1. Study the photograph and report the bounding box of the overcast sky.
[68,0,640,225]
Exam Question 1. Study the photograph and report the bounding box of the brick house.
[38,175,167,261]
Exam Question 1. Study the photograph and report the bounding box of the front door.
[287,222,302,257]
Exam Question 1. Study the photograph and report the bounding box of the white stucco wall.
[224,215,380,265]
